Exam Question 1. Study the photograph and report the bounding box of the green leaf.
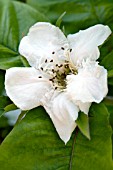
[20,56,30,67]
[0,96,11,110]
[101,50,113,71]
[27,0,113,34]
[105,104,113,158]
[108,70,113,78]
[0,45,22,70]
[4,104,18,112]
[0,70,5,95]
[0,109,4,117]
[100,50,113,86]
[56,11,66,28]
[108,78,113,85]
[27,0,113,68]
[0,103,112,170]
[76,112,90,140]
[104,96,113,106]
[0,96,12,117]
[99,34,113,61]
[14,111,27,126]
[0,0,48,70]
[100,50,113,85]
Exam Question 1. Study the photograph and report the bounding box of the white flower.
[5,22,111,144]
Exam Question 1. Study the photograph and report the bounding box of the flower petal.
[75,101,91,114]
[66,61,108,105]
[18,36,40,68]
[19,22,69,68]
[67,24,111,65]
[5,67,52,110]
[43,92,79,144]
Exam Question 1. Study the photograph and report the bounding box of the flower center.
[38,48,77,90]
[48,61,77,90]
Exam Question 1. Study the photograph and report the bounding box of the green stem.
[69,127,79,170]
[104,96,113,105]
[56,11,66,28]
[20,55,30,67]
[14,110,27,127]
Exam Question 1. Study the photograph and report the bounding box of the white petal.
[66,61,108,104]
[67,24,111,65]
[19,36,41,68]
[5,67,52,110]
[75,101,91,114]
[19,22,69,68]
[43,92,79,144]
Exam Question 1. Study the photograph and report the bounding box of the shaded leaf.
[0,45,22,70]
[4,104,18,113]
[27,0,113,34]
[76,112,90,140]
[27,0,113,69]
[108,70,113,78]
[101,50,113,71]
[56,11,66,28]
[0,70,5,95]
[0,109,4,117]
[0,103,112,170]
[0,96,11,110]
[0,0,48,70]
[108,78,113,86]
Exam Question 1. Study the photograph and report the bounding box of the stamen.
[61,47,65,50]
[52,69,55,73]
[50,59,53,62]
[49,78,53,82]
[58,64,63,68]
[40,55,77,91]
[41,67,43,71]
[70,49,72,52]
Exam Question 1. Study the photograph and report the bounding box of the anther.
[45,59,47,63]
[50,59,53,62]
[49,78,53,82]
[52,52,55,54]
[55,87,57,90]
[59,64,63,68]
[38,76,42,78]
[56,64,58,67]
[52,69,54,73]
[61,47,65,50]
[70,49,72,52]
[41,67,43,70]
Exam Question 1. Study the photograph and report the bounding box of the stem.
[104,96,113,105]
[69,127,79,170]
[20,56,30,67]
[56,11,66,28]
[14,110,27,127]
